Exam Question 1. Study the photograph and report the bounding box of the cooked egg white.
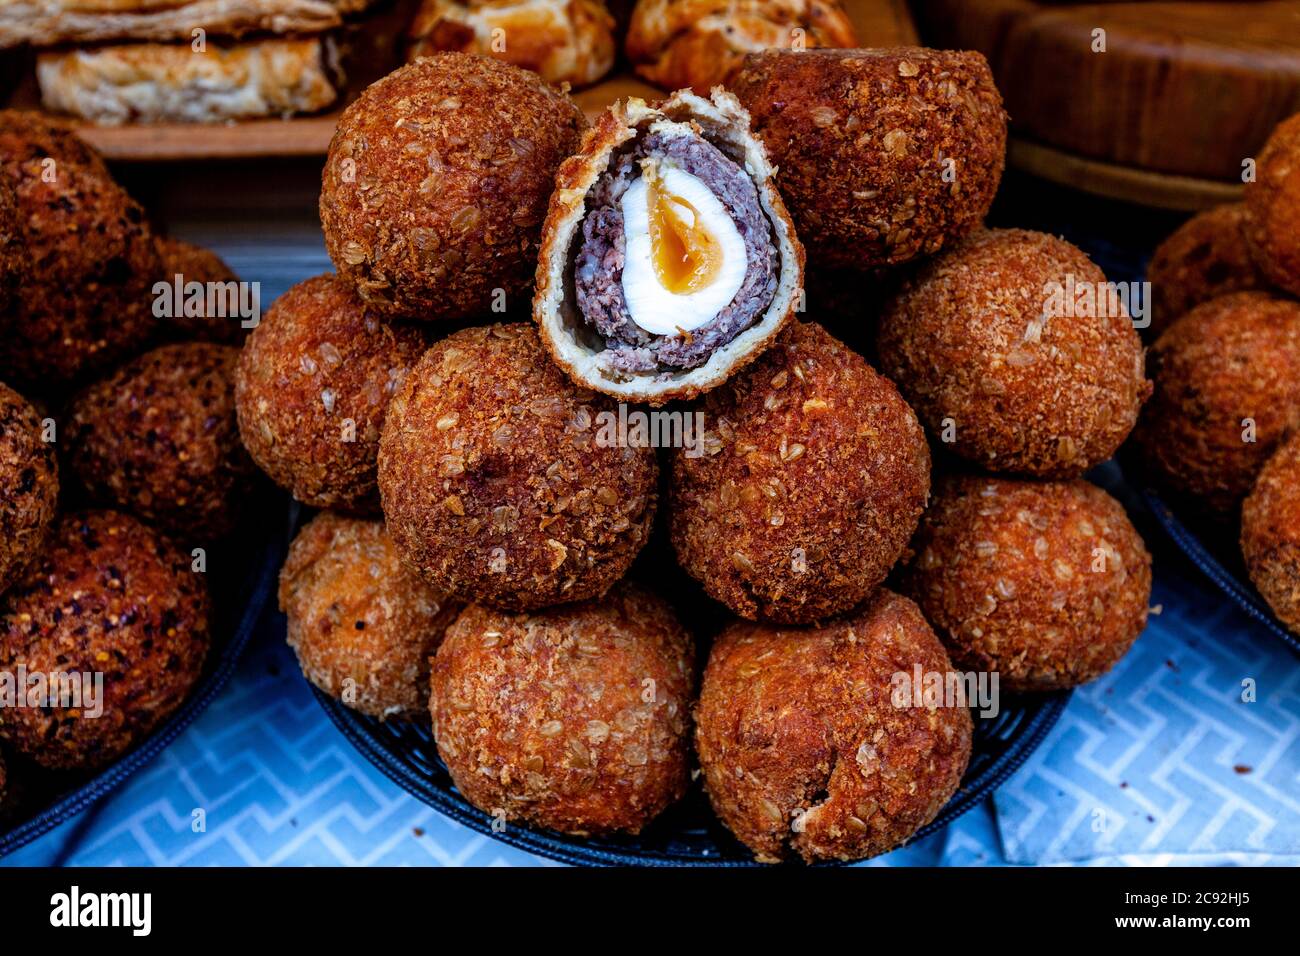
[620,163,747,337]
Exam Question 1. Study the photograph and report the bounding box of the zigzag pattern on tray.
[995,567,1300,865]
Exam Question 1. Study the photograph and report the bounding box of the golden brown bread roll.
[407,0,616,88]
[626,0,857,94]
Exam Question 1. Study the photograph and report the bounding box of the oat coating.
[1147,204,1268,336]
[236,274,430,513]
[1134,291,1300,513]
[66,342,257,541]
[280,512,463,720]
[696,589,972,864]
[0,511,210,770]
[1241,431,1300,636]
[877,229,1151,478]
[0,154,159,392]
[379,322,658,611]
[430,583,694,835]
[0,110,110,178]
[0,176,27,321]
[320,53,587,321]
[671,320,929,624]
[730,48,1006,271]
[154,236,246,345]
[0,382,58,596]
[901,475,1151,692]
[1244,112,1300,297]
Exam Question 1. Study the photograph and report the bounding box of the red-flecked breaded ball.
[235,274,431,513]
[1134,291,1300,512]
[0,511,210,770]
[379,322,658,611]
[280,512,463,720]
[153,236,247,345]
[430,583,694,835]
[0,142,159,392]
[900,475,1152,691]
[0,110,110,177]
[1242,431,1300,636]
[695,589,972,864]
[671,320,930,624]
[877,228,1151,478]
[730,47,1006,271]
[0,381,58,596]
[1244,112,1300,297]
[320,53,587,320]
[66,342,257,541]
[1146,203,1268,336]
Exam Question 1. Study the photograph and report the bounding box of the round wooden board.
[1009,137,1244,211]
[914,0,1300,183]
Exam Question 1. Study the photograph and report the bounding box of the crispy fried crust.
[280,513,463,720]
[378,322,659,611]
[731,48,1006,271]
[37,37,341,126]
[0,382,59,596]
[696,589,972,864]
[0,143,159,392]
[535,87,804,404]
[407,0,616,88]
[671,321,929,623]
[431,583,694,835]
[0,178,27,327]
[901,475,1151,692]
[1242,431,1300,636]
[625,0,858,94]
[0,0,374,49]
[1135,291,1300,513]
[877,228,1151,478]
[321,53,587,321]
[66,343,257,541]
[235,274,430,513]
[1244,112,1300,297]
[0,511,210,770]
[0,109,111,176]
[153,236,245,344]
[1147,204,1267,337]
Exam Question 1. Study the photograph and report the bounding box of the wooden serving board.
[912,0,1300,209]
[0,0,916,161]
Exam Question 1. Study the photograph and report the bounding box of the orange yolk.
[646,175,723,296]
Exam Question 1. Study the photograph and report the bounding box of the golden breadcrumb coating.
[153,236,246,345]
[878,228,1151,478]
[731,47,1006,271]
[280,512,462,720]
[696,589,972,864]
[1244,112,1300,297]
[1135,291,1300,513]
[431,583,694,835]
[901,475,1152,692]
[1147,204,1267,336]
[1241,431,1300,636]
[320,53,586,320]
[0,381,58,596]
[379,322,658,611]
[671,320,929,624]
[66,343,257,541]
[235,274,430,513]
[0,511,209,770]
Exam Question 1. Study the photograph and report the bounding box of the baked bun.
[534,87,804,404]
[407,0,616,88]
[626,0,857,94]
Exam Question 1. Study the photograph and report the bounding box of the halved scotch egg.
[535,88,804,403]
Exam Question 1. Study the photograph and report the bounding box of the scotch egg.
[535,89,804,404]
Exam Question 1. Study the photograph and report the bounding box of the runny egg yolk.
[647,174,724,296]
